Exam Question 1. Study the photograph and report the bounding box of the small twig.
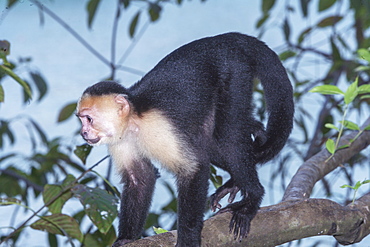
[29,0,112,67]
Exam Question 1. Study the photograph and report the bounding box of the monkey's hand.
[210,179,240,212]
[112,238,133,247]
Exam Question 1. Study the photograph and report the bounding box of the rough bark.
[121,194,370,246]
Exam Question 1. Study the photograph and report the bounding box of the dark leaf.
[48,233,58,247]
[298,27,312,44]
[74,144,92,165]
[58,102,77,123]
[256,13,269,28]
[120,0,130,8]
[300,0,311,17]
[43,175,76,214]
[262,0,276,13]
[6,0,18,8]
[0,84,4,102]
[30,72,48,102]
[317,15,343,27]
[279,51,296,61]
[283,18,291,41]
[86,0,102,29]
[28,117,48,145]
[31,214,83,242]
[129,11,141,38]
[318,0,337,12]
[72,184,118,234]
[148,3,161,22]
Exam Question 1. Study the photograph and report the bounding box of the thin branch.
[110,1,122,79]
[283,117,370,201]
[29,0,112,67]
[117,20,150,65]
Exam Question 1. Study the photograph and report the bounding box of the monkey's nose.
[81,131,88,139]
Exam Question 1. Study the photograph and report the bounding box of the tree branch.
[121,195,370,246]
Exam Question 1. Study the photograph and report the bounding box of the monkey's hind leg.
[211,163,264,241]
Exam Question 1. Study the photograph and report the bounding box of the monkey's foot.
[210,179,240,212]
[218,198,257,242]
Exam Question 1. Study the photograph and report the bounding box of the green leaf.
[262,0,276,13]
[279,51,296,61]
[344,77,358,105]
[43,175,76,214]
[353,181,362,190]
[129,11,141,38]
[325,138,336,154]
[338,144,349,150]
[309,85,344,95]
[364,124,370,131]
[358,48,370,63]
[6,0,18,8]
[0,84,4,102]
[330,36,341,61]
[74,144,92,164]
[72,184,118,234]
[153,226,168,234]
[360,95,370,100]
[325,123,339,131]
[58,102,77,122]
[30,72,48,101]
[86,0,101,29]
[318,0,337,12]
[256,13,269,28]
[31,214,83,242]
[340,120,360,130]
[317,15,343,27]
[358,84,370,94]
[298,27,312,44]
[148,3,161,22]
[355,65,370,72]
[340,184,354,189]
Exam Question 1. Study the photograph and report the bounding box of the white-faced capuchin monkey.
[76,32,294,247]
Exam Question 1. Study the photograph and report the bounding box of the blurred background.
[1,0,369,246]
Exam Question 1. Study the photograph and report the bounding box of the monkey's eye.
[86,116,93,123]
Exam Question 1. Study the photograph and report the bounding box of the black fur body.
[84,32,294,247]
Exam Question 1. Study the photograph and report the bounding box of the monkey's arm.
[112,159,158,247]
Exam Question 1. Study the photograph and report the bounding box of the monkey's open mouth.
[85,137,100,144]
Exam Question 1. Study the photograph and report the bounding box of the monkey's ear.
[115,94,130,116]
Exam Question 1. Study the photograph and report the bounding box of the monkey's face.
[76,94,130,146]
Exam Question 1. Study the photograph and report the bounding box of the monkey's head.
[76,82,132,146]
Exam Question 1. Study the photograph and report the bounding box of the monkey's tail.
[253,48,294,164]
